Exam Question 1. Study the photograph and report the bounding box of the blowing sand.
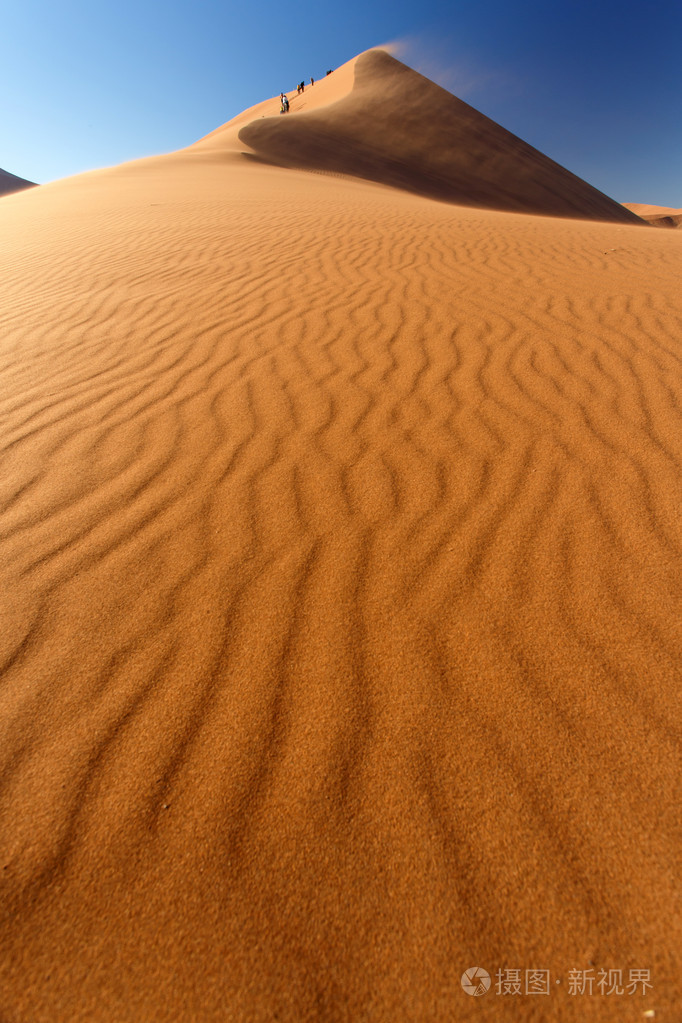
[0,50,681,1023]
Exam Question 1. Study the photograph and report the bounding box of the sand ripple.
[0,141,680,1021]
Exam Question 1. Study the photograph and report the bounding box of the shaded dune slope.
[0,167,37,197]
[237,50,641,221]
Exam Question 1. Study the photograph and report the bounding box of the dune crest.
[190,57,358,154]
[235,49,641,220]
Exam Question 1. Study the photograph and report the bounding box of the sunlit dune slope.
[190,57,357,153]
[218,49,643,220]
[623,202,682,227]
[0,167,37,197]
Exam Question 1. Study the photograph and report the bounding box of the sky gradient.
[2,0,680,205]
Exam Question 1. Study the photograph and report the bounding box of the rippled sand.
[0,50,680,1023]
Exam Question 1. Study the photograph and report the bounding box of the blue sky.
[2,0,680,205]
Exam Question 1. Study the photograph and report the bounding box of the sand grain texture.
[0,50,681,1023]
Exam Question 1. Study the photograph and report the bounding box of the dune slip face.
[238,50,642,222]
[1,50,682,1023]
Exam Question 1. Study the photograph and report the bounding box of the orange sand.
[0,50,681,1023]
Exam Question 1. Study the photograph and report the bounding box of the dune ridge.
[0,50,681,1023]
[235,50,641,221]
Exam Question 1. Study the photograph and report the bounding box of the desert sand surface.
[1,49,681,1023]
[623,203,682,228]
[0,168,36,198]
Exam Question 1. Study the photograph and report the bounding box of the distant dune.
[0,167,37,197]
[623,202,682,227]
[0,48,680,1023]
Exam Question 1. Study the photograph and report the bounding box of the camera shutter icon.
[461,967,491,996]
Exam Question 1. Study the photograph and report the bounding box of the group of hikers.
[280,69,333,113]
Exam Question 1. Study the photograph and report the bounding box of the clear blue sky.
[2,0,680,205]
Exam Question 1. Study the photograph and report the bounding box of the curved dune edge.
[236,49,642,220]
[623,202,682,228]
[189,54,360,154]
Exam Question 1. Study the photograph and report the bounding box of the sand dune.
[0,167,36,197]
[1,49,681,1023]
[232,50,642,220]
[623,202,682,228]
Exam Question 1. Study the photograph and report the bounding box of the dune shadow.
[240,50,642,222]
